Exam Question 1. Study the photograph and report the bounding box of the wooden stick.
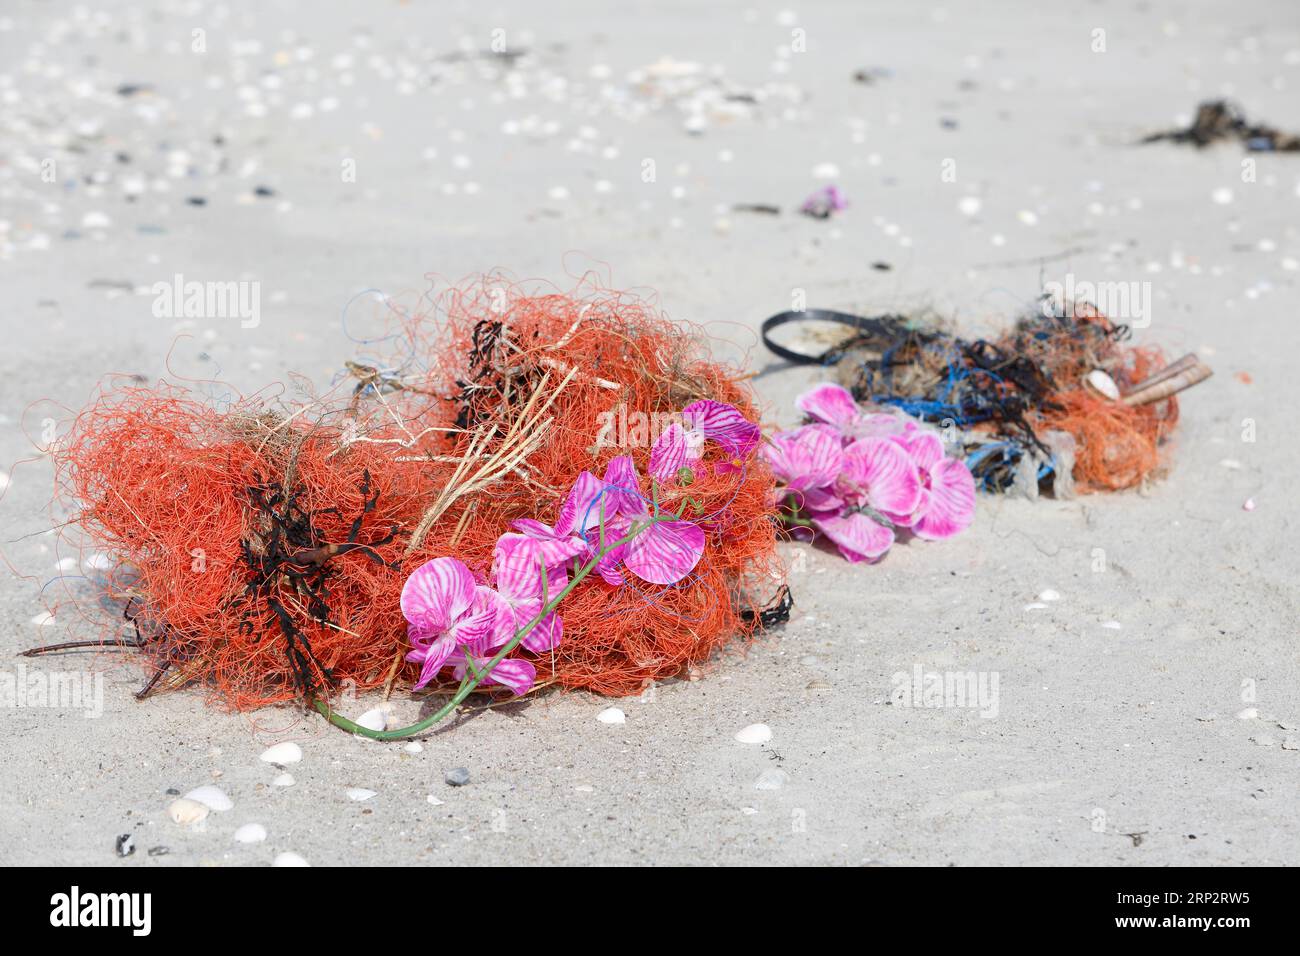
[1123,353,1200,395]
[1122,361,1213,406]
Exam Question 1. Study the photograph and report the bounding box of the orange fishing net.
[41,277,784,709]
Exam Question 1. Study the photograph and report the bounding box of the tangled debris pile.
[763,299,1211,497]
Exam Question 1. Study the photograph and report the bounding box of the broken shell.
[233,823,267,844]
[260,742,303,764]
[167,798,210,826]
[183,785,233,812]
[735,723,772,744]
[1083,369,1120,401]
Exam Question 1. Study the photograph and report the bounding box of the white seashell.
[958,196,981,216]
[1023,603,1049,611]
[184,785,233,812]
[754,768,790,791]
[403,742,424,754]
[260,742,302,765]
[1242,498,1256,512]
[1084,369,1120,401]
[1037,589,1061,602]
[271,773,295,787]
[1236,707,1259,720]
[596,707,626,725]
[346,788,377,802]
[354,708,388,732]
[56,557,78,572]
[735,723,772,745]
[31,611,55,627]
[273,852,310,867]
[167,798,210,827]
[233,823,267,844]
[0,470,9,490]
[1101,621,1122,630]
[426,794,444,806]
[84,552,112,571]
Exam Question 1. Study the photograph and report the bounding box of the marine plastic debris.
[761,298,1211,497]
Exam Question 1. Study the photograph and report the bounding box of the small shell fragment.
[260,742,302,765]
[1083,369,1120,401]
[735,723,772,744]
[184,785,233,812]
[167,798,210,827]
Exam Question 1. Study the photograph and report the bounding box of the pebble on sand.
[260,742,303,764]
[273,852,310,867]
[597,706,626,725]
[1037,589,1061,602]
[1236,707,1259,720]
[404,742,424,754]
[445,767,471,787]
[735,723,772,744]
[184,785,233,812]
[233,823,267,844]
[166,798,210,827]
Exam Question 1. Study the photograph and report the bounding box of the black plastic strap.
[760,309,902,365]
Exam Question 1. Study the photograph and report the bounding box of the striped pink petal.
[602,455,647,518]
[400,557,476,634]
[454,586,516,652]
[451,652,537,696]
[912,457,976,540]
[764,424,843,491]
[553,470,606,537]
[842,437,923,516]
[683,400,761,457]
[649,422,690,482]
[623,518,705,585]
[492,533,580,599]
[897,430,945,470]
[812,510,895,563]
[512,597,564,653]
[406,632,457,690]
[796,383,859,430]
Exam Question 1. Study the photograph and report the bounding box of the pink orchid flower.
[885,431,976,540]
[598,455,705,586]
[401,557,528,691]
[649,400,762,482]
[762,424,844,503]
[445,588,537,697]
[511,470,605,568]
[796,382,907,440]
[808,437,922,563]
[491,533,566,653]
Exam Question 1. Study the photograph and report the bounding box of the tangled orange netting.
[42,276,784,709]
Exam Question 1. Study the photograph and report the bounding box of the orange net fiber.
[42,277,784,709]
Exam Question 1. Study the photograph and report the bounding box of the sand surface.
[1,0,1298,865]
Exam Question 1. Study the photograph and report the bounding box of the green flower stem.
[313,520,651,741]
